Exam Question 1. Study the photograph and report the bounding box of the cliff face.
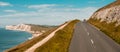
[6,24,53,39]
[88,0,120,44]
[90,1,120,26]
[6,24,31,31]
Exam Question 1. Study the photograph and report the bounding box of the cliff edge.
[88,0,120,44]
[90,0,120,26]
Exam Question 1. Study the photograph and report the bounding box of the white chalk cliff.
[6,24,45,39]
[90,0,120,26]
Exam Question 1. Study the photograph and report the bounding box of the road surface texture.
[69,21,120,52]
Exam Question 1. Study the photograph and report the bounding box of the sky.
[0,0,115,26]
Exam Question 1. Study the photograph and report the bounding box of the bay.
[0,28,32,52]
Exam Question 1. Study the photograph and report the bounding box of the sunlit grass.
[88,18,120,44]
[35,20,80,52]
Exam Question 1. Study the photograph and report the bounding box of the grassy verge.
[35,20,80,52]
[5,28,57,52]
[88,18,120,44]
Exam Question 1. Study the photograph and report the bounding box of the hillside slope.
[5,20,79,52]
[5,24,57,52]
[34,20,79,52]
[88,0,120,44]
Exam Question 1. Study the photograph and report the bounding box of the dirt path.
[25,22,69,52]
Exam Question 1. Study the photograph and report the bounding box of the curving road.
[69,21,120,52]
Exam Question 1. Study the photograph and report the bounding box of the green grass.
[35,20,80,52]
[88,18,120,44]
[5,28,57,52]
[28,24,57,31]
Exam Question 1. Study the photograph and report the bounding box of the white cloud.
[28,4,57,9]
[4,10,17,13]
[0,7,99,25]
[0,2,12,6]
[0,7,99,18]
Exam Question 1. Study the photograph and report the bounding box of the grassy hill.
[88,0,120,44]
[27,24,57,31]
[5,20,79,52]
[88,19,120,44]
[34,19,79,52]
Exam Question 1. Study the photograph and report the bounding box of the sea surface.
[0,28,32,52]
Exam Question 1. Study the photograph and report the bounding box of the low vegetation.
[28,24,56,31]
[35,20,80,52]
[88,18,120,44]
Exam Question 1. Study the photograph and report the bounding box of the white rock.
[5,24,45,39]
[91,5,120,26]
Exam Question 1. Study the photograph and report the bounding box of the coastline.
[0,28,32,52]
[25,21,69,52]
[5,24,46,39]
[4,21,72,52]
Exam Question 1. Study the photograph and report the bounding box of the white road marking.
[91,39,94,44]
[81,23,88,32]
[82,23,97,49]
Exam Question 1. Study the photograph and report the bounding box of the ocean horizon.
[0,28,32,52]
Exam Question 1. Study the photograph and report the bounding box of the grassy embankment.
[28,24,56,31]
[5,27,57,52]
[88,18,120,44]
[35,20,80,52]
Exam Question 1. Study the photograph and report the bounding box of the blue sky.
[0,0,115,26]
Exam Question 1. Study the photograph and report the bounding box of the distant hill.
[6,24,57,38]
[88,0,120,44]
[26,24,57,32]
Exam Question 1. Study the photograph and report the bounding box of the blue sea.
[0,28,32,52]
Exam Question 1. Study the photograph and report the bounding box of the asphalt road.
[69,21,120,52]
